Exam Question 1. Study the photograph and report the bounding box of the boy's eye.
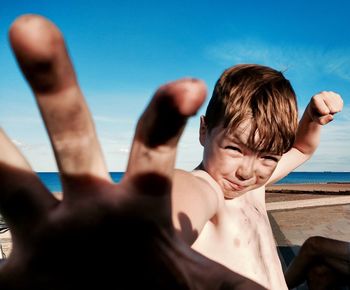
[225,146,242,153]
[262,156,279,162]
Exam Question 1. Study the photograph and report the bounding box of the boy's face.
[200,118,282,199]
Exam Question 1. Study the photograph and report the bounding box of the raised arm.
[268,91,343,185]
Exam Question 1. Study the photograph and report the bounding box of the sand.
[1,183,349,258]
[267,183,350,194]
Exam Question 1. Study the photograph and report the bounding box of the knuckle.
[311,95,319,103]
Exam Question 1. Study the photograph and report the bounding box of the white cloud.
[325,53,350,82]
[1,116,41,124]
[336,106,350,122]
[10,139,46,151]
[296,119,350,171]
[205,39,350,82]
[118,148,129,153]
[11,139,24,147]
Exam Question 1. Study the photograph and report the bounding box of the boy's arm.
[267,91,343,185]
[172,169,222,245]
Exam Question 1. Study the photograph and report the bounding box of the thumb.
[318,114,334,125]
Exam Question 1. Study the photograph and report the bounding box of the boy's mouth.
[222,183,248,199]
[224,179,248,192]
[232,183,245,191]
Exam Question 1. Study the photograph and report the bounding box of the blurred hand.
[0,15,265,290]
[307,91,343,125]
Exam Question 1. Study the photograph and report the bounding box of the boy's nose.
[236,159,254,181]
[236,169,253,181]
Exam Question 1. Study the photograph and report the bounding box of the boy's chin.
[223,188,248,199]
[223,184,262,199]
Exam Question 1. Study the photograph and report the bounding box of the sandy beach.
[266,183,350,208]
[1,183,350,259]
[267,183,350,195]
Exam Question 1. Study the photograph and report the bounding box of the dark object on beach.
[0,215,8,234]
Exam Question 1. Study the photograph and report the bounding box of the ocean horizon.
[36,171,350,193]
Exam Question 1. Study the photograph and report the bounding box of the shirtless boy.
[0,14,344,290]
[171,65,343,289]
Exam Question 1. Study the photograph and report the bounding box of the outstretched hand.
[0,15,264,290]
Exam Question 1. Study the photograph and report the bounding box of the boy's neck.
[194,162,205,172]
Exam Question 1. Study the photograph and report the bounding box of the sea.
[37,171,350,193]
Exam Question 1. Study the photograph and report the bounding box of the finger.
[0,129,58,237]
[318,114,334,125]
[311,94,331,116]
[9,15,111,193]
[323,91,344,114]
[125,79,206,194]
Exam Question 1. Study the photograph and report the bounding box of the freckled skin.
[191,121,287,289]
[192,185,286,289]
[181,85,343,290]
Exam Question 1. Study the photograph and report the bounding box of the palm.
[0,179,179,289]
[0,15,265,290]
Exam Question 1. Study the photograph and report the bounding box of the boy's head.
[204,64,298,155]
[199,64,298,198]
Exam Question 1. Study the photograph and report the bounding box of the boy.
[0,14,343,290]
[171,65,343,289]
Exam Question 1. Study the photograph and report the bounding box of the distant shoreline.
[50,183,350,199]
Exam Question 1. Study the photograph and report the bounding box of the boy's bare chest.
[193,198,274,262]
[192,191,287,289]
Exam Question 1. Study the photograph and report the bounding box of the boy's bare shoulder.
[191,169,225,208]
[191,169,222,192]
[172,169,224,242]
[173,168,224,208]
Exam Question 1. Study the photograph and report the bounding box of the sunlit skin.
[198,118,282,199]
[189,118,287,288]
[172,89,343,289]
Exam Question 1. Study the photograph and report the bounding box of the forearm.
[293,105,322,156]
[294,91,343,156]
[268,92,342,185]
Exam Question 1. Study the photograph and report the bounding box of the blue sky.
[0,0,349,172]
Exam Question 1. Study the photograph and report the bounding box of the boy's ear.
[199,115,207,146]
